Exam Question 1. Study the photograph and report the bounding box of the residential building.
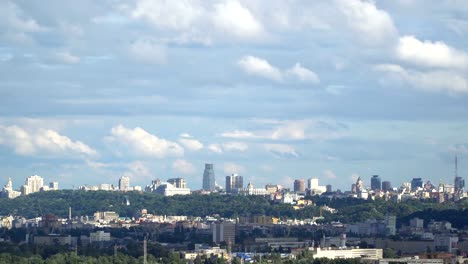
[308,178,326,194]
[382,181,392,192]
[25,175,44,194]
[89,231,111,243]
[225,174,243,193]
[202,164,216,191]
[212,222,235,246]
[371,175,381,191]
[167,178,187,189]
[454,176,464,193]
[411,178,423,191]
[49,182,59,190]
[294,179,306,192]
[119,176,130,191]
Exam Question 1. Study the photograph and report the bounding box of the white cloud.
[0,1,47,33]
[109,125,184,158]
[264,144,299,158]
[172,159,196,174]
[223,162,245,174]
[221,119,346,141]
[129,38,167,64]
[220,130,257,139]
[0,125,97,157]
[335,0,397,44]
[286,63,320,83]
[323,169,337,179]
[223,142,248,152]
[178,134,204,151]
[213,0,264,39]
[238,55,282,81]
[375,64,468,94]
[130,0,203,30]
[448,144,468,155]
[396,35,468,69]
[125,160,152,178]
[54,51,80,64]
[208,144,223,154]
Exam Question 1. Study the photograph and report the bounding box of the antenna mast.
[455,155,458,178]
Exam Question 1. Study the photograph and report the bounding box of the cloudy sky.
[1,0,468,191]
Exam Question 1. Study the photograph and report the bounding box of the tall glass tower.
[203,164,216,190]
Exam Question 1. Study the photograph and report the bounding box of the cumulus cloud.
[172,159,196,174]
[123,160,152,179]
[0,125,97,157]
[335,0,397,44]
[212,0,264,39]
[178,133,204,151]
[323,169,337,179]
[129,38,167,64]
[0,1,47,33]
[109,125,184,158]
[223,162,245,174]
[264,144,299,158]
[221,119,346,141]
[375,64,468,94]
[130,0,203,30]
[396,35,468,69]
[286,63,320,83]
[222,141,248,152]
[238,55,282,81]
[208,144,223,154]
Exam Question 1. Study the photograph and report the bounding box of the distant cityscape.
[2,157,465,203]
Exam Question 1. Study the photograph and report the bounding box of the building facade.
[225,174,243,193]
[168,178,187,189]
[371,175,381,191]
[119,176,130,191]
[202,164,216,191]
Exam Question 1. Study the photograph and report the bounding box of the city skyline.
[1,1,468,191]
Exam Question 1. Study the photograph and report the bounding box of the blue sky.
[1,0,467,191]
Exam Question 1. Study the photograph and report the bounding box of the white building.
[24,175,44,194]
[314,247,382,259]
[49,182,59,190]
[154,182,191,196]
[1,178,21,199]
[308,178,327,194]
[233,182,269,196]
[119,176,130,191]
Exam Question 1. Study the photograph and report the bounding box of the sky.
[1,0,468,191]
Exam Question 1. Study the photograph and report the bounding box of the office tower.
[225,174,243,193]
[202,163,216,191]
[382,181,392,192]
[167,178,187,189]
[49,182,59,190]
[119,176,130,191]
[326,184,332,193]
[294,179,306,192]
[454,155,465,193]
[371,175,381,191]
[212,222,236,246]
[25,175,44,194]
[411,178,423,191]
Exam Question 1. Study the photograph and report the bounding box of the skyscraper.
[382,181,392,192]
[203,164,216,191]
[411,178,423,191]
[454,155,465,193]
[119,176,130,191]
[225,174,243,193]
[294,179,306,192]
[26,175,44,193]
[371,175,381,191]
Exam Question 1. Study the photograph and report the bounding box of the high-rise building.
[411,178,423,191]
[49,182,59,190]
[326,184,332,193]
[119,176,130,191]
[294,179,306,192]
[25,175,44,194]
[454,155,465,193]
[202,164,216,191]
[382,181,392,192]
[225,174,243,193]
[370,175,381,191]
[212,222,236,246]
[167,178,186,189]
